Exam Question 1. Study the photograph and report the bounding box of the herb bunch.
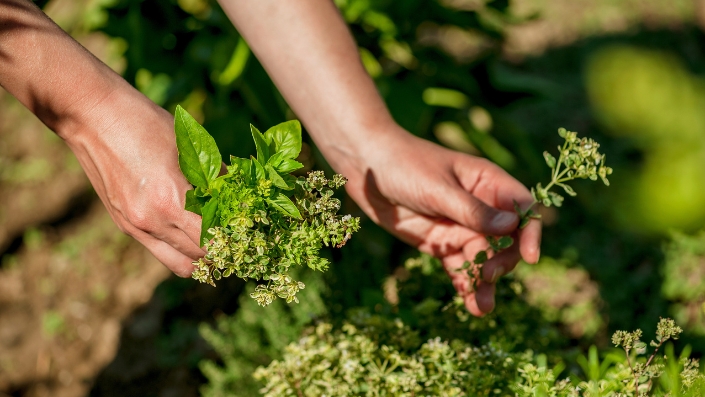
[174,106,360,306]
[254,313,703,397]
[254,316,526,396]
[462,128,613,290]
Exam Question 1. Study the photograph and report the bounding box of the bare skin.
[0,0,540,316]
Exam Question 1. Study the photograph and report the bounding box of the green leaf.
[461,261,472,270]
[519,210,541,229]
[250,124,271,163]
[559,183,577,197]
[174,105,222,189]
[276,158,304,174]
[497,236,514,250]
[200,197,220,246]
[474,250,488,265]
[266,164,292,190]
[185,190,207,215]
[543,151,556,169]
[267,151,286,169]
[486,236,499,251]
[519,216,531,229]
[266,193,303,219]
[228,155,251,176]
[267,152,304,174]
[209,175,228,194]
[252,156,266,182]
[265,120,302,160]
[194,186,210,198]
[549,192,564,207]
[281,174,297,190]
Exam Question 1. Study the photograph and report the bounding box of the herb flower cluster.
[254,313,704,397]
[533,128,613,208]
[174,105,359,306]
[461,128,613,292]
[193,171,359,306]
[254,316,525,396]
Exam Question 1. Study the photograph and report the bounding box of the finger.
[442,253,471,297]
[431,184,519,236]
[139,234,197,277]
[113,207,202,275]
[172,227,207,259]
[146,220,206,260]
[455,158,534,213]
[176,209,207,250]
[476,241,521,283]
[518,217,542,264]
[464,282,495,315]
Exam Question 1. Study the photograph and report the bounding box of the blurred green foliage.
[587,46,705,233]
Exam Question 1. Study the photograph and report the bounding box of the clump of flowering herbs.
[462,128,613,291]
[174,106,360,306]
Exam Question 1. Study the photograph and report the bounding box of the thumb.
[433,185,518,235]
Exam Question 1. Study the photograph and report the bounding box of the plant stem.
[624,349,641,395]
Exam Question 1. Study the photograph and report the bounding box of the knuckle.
[125,206,154,232]
[125,189,181,232]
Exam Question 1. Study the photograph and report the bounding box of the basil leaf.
[194,186,210,198]
[266,193,302,219]
[252,156,267,182]
[474,250,488,265]
[250,124,271,163]
[276,158,304,174]
[281,174,297,190]
[266,164,292,190]
[265,120,302,160]
[185,189,207,215]
[228,155,250,176]
[174,105,222,189]
[267,151,285,169]
[200,197,220,246]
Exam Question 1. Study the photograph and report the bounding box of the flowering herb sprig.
[174,106,360,306]
[461,128,613,290]
[612,318,683,395]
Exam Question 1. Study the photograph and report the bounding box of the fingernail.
[491,212,517,231]
[491,266,503,283]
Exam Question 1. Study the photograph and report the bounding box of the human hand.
[63,89,205,277]
[0,0,205,277]
[336,127,541,316]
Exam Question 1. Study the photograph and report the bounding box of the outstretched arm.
[0,0,203,276]
[219,0,542,315]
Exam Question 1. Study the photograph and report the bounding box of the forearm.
[218,0,403,177]
[0,0,131,140]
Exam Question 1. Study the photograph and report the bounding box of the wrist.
[311,116,409,182]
